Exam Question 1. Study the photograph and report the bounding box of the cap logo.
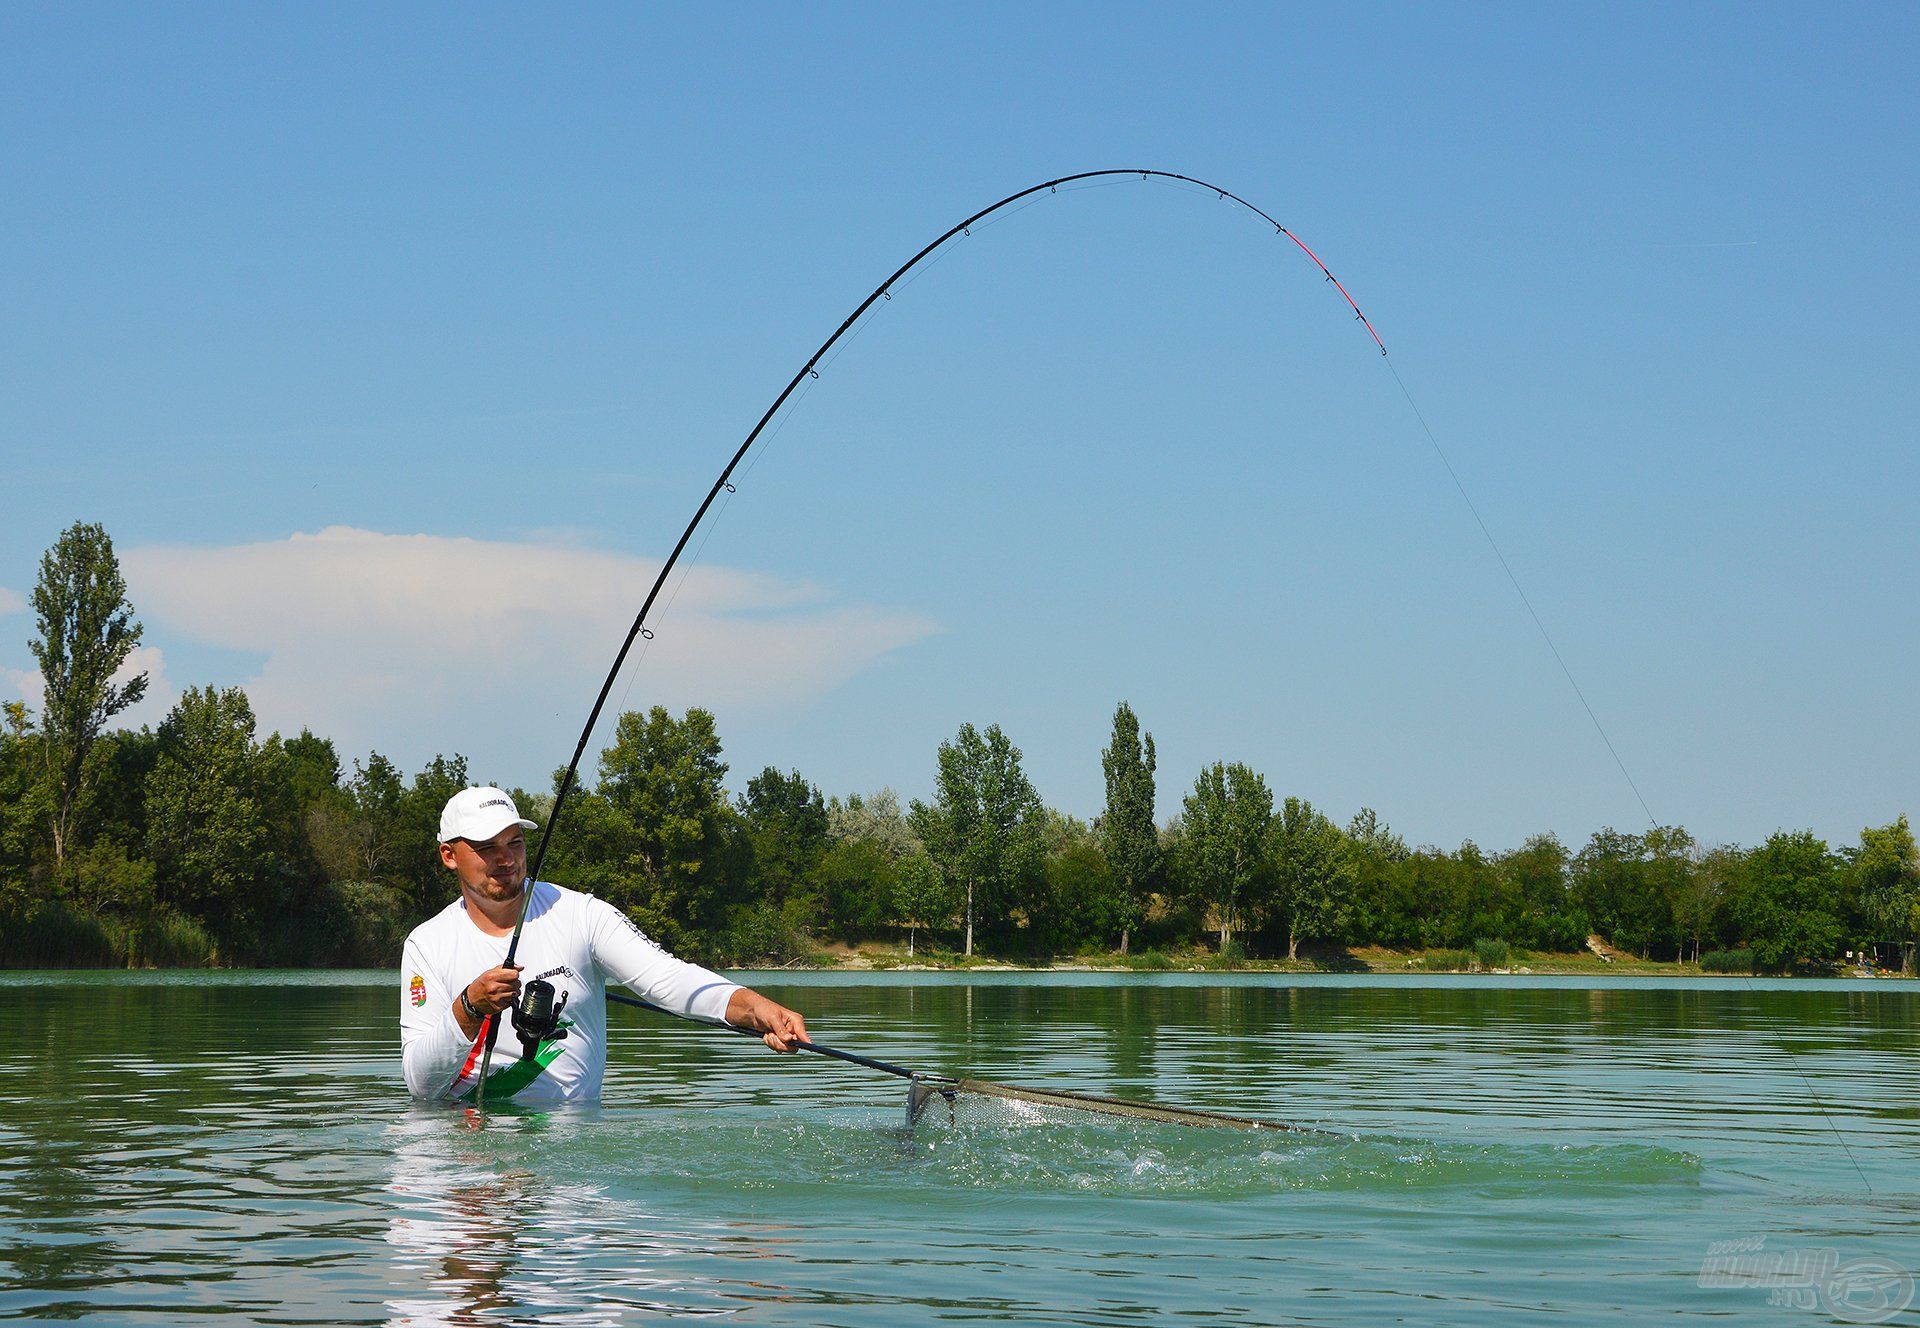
[481,798,510,809]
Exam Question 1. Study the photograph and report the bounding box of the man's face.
[439,827,528,903]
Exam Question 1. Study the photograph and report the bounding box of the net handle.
[608,990,1330,1135]
[605,989,918,1080]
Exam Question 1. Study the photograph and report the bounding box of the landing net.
[905,1073,1329,1135]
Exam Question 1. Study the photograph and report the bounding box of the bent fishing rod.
[521,170,1383,901]
[469,168,1380,1108]
[468,167,1643,1110]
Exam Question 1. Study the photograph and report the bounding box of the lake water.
[1,971,1915,1326]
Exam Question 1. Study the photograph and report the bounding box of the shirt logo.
[409,975,427,1007]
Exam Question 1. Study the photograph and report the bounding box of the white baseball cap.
[438,786,538,845]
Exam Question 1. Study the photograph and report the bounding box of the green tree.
[0,703,51,908]
[597,707,732,946]
[1727,830,1843,971]
[1499,833,1580,951]
[1850,816,1920,973]
[86,727,161,852]
[892,852,953,957]
[1098,701,1160,954]
[29,522,147,869]
[281,730,343,811]
[534,782,642,916]
[1266,796,1353,961]
[1449,840,1513,947]
[1344,808,1411,945]
[739,767,830,913]
[312,752,406,884]
[399,755,473,906]
[910,722,1045,956]
[809,836,896,936]
[1643,825,1698,959]
[1037,830,1119,954]
[145,686,283,955]
[1672,842,1739,964]
[1572,828,1683,959]
[1179,761,1271,951]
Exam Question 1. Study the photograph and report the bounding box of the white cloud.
[0,587,24,615]
[119,527,937,773]
[0,666,36,710]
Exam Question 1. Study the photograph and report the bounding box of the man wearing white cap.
[400,785,809,1106]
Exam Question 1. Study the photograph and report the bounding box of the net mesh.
[906,1074,1324,1134]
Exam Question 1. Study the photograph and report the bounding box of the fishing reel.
[510,978,569,1062]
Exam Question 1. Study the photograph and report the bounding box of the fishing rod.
[518,168,1386,906]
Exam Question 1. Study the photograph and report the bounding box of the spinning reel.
[509,978,569,1061]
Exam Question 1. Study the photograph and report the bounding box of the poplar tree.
[29,522,147,869]
[891,852,953,957]
[1099,701,1160,955]
[911,722,1045,956]
[1180,762,1271,951]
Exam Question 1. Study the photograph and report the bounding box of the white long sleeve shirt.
[399,880,739,1106]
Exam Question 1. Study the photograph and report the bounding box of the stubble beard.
[466,869,526,918]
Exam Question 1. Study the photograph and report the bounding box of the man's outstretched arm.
[587,896,808,1050]
[725,988,810,1052]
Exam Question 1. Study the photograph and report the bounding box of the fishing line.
[1387,341,1865,1190]
[1381,357,1658,827]
[1127,169,1651,821]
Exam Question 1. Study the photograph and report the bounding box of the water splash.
[453,1106,1701,1201]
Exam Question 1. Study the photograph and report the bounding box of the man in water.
[401,786,809,1105]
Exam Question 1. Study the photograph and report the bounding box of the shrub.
[1116,948,1175,971]
[0,901,122,967]
[714,900,822,967]
[1203,939,1247,970]
[126,911,215,967]
[1422,948,1475,972]
[1474,938,1511,969]
[1701,948,1756,975]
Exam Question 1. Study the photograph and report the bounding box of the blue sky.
[2,3,1914,852]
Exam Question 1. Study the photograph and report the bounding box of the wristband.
[459,988,483,1021]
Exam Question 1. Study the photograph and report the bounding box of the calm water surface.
[0,972,1914,1325]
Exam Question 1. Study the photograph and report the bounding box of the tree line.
[4,522,1916,973]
